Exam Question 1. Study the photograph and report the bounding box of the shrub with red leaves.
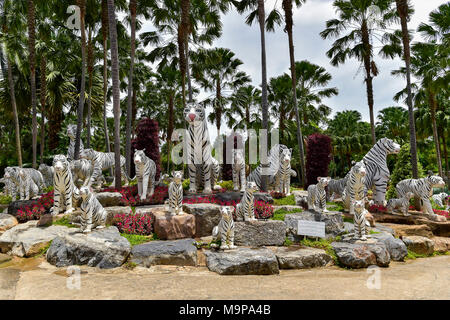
[368,204,388,214]
[112,211,153,235]
[15,190,54,222]
[306,133,332,189]
[102,185,168,206]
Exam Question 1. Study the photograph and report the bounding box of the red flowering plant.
[112,211,153,235]
[15,190,54,222]
[432,209,449,219]
[368,204,388,214]
[102,185,168,206]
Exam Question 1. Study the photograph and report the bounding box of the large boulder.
[7,200,36,218]
[130,239,197,267]
[331,241,390,268]
[285,210,345,241]
[0,213,18,232]
[212,192,274,205]
[46,226,131,269]
[371,232,408,261]
[68,206,133,225]
[95,192,123,207]
[204,247,279,275]
[273,247,333,269]
[183,203,221,237]
[432,237,450,253]
[381,223,433,238]
[292,190,308,208]
[234,220,286,246]
[402,236,434,255]
[0,221,73,257]
[152,210,196,240]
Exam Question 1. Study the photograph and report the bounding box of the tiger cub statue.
[38,163,54,189]
[235,181,259,221]
[352,199,369,241]
[232,149,246,192]
[386,192,414,216]
[211,206,236,250]
[18,169,40,200]
[432,192,448,209]
[342,161,367,212]
[78,187,107,233]
[167,171,184,215]
[307,177,331,213]
[134,149,156,200]
[51,154,77,216]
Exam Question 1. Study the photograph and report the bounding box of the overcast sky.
[137,0,447,143]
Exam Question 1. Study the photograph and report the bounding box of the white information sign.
[297,220,326,238]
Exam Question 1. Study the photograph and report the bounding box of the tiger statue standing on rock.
[232,149,246,192]
[211,206,236,250]
[432,192,448,209]
[352,199,369,240]
[134,149,156,200]
[307,177,331,213]
[386,192,414,216]
[342,161,367,215]
[167,171,184,215]
[51,155,77,216]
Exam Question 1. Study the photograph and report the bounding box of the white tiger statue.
[235,181,258,221]
[70,159,98,188]
[386,192,414,216]
[18,169,40,200]
[78,186,107,233]
[67,124,84,161]
[80,148,129,188]
[0,176,14,199]
[184,103,220,194]
[363,138,401,205]
[432,192,448,209]
[167,170,184,215]
[352,199,368,241]
[51,154,77,216]
[211,206,236,250]
[38,163,54,189]
[232,149,246,192]
[134,149,156,200]
[274,147,296,195]
[307,177,331,213]
[327,177,347,201]
[4,167,44,201]
[342,161,367,214]
[396,175,446,215]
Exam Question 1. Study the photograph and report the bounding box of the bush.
[219,180,234,191]
[0,194,12,205]
[273,194,296,206]
[102,185,168,206]
[306,133,332,189]
[112,212,153,235]
[16,190,54,223]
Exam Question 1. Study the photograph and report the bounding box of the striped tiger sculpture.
[386,192,414,216]
[80,148,129,188]
[38,163,54,189]
[18,169,40,200]
[396,175,446,215]
[211,206,236,250]
[274,147,295,195]
[51,154,77,216]
[70,159,98,188]
[342,161,367,213]
[134,149,156,200]
[352,199,368,240]
[79,187,107,233]
[0,176,14,199]
[67,124,84,161]
[184,103,220,194]
[307,177,331,213]
[327,177,347,201]
[235,181,259,221]
[432,192,448,208]
[4,167,45,201]
[232,149,246,192]
[167,171,184,215]
[363,138,401,205]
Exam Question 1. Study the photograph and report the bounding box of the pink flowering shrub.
[102,185,168,206]
[368,204,388,214]
[16,190,54,222]
[112,211,153,235]
[433,209,449,219]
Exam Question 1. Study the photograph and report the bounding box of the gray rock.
[274,247,333,269]
[46,226,131,269]
[402,236,435,255]
[95,192,123,207]
[0,213,18,232]
[130,239,197,267]
[292,190,308,208]
[0,221,73,257]
[373,224,395,236]
[331,241,390,268]
[234,220,286,246]
[371,232,407,261]
[285,210,345,241]
[183,203,221,237]
[69,206,133,225]
[253,192,274,204]
[205,247,279,275]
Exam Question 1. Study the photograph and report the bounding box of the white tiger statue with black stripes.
[67,124,84,161]
[38,163,54,189]
[432,192,448,209]
[396,175,445,215]
[342,161,367,213]
[327,177,347,201]
[78,186,107,233]
[51,154,77,216]
[386,192,414,216]
[167,170,184,215]
[18,169,40,200]
[4,167,44,201]
[232,148,246,192]
[184,103,220,194]
[235,181,258,221]
[307,177,331,213]
[352,199,369,240]
[70,159,96,188]
[274,147,296,195]
[134,149,156,200]
[211,206,236,250]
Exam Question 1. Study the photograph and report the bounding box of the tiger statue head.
[352,199,365,212]
[280,147,293,166]
[232,149,245,165]
[53,154,70,173]
[80,148,95,161]
[134,149,147,166]
[317,176,331,187]
[3,167,18,181]
[245,181,259,193]
[379,137,401,155]
[79,186,92,200]
[220,206,234,222]
[351,161,367,177]
[428,175,445,188]
[172,170,184,184]
[67,124,77,140]
[184,103,205,127]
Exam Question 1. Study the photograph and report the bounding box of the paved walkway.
[0,255,448,300]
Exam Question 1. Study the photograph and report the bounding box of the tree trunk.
[361,20,376,145]
[283,0,306,187]
[87,26,94,149]
[178,0,190,109]
[216,78,222,137]
[185,38,193,102]
[74,0,86,160]
[428,91,443,177]
[7,58,22,167]
[40,56,46,164]
[126,0,136,176]
[167,93,174,173]
[102,0,112,176]
[107,0,122,189]
[132,87,137,136]
[28,0,37,168]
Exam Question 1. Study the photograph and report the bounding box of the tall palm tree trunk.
[7,58,22,167]
[185,39,193,102]
[429,91,443,177]
[167,93,174,173]
[258,0,269,192]
[74,0,87,160]
[107,0,122,189]
[216,78,222,137]
[87,27,94,149]
[40,56,46,164]
[126,0,136,176]
[283,0,306,187]
[28,0,37,168]
[179,0,190,109]
[361,20,376,144]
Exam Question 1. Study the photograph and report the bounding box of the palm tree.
[27,0,37,168]
[101,0,111,158]
[375,106,409,144]
[320,0,396,144]
[268,74,291,141]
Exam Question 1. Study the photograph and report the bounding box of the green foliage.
[271,208,303,221]
[219,180,234,191]
[37,241,52,257]
[273,195,296,206]
[182,178,190,190]
[52,217,78,228]
[386,144,425,199]
[283,237,293,247]
[120,233,154,246]
[0,195,12,205]
[343,216,354,223]
[124,261,138,270]
[300,236,341,266]
[327,201,344,212]
[43,186,54,193]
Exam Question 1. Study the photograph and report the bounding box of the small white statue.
[235,181,258,221]
[275,147,295,195]
[352,199,368,241]
[432,192,448,209]
[232,149,246,192]
[79,186,107,233]
[18,169,40,200]
[167,171,184,215]
[307,177,331,213]
[134,149,156,200]
[51,155,76,215]
[386,192,414,216]
[211,206,236,250]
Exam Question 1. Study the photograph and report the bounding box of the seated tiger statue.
[134,149,156,200]
[342,161,367,213]
[432,192,448,209]
[78,187,107,233]
[38,163,54,189]
[211,206,236,250]
[307,177,331,213]
[18,169,40,200]
[51,155,77,216]
[235,181,258,221]
[167,171,184,215]
[0,176,14,199]
[4,167,45,201]
[232,149,246,192]
[396,175,446,215]
[386,192,414,216]
[352,199,369,241]
[274,147,296,196]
